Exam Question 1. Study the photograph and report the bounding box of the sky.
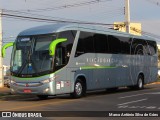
[0,0,160,65]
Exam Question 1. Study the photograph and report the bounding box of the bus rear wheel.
[37,95,48,100]
[70,79,86,98]
[129,75,144,90]
[136,75,144,90]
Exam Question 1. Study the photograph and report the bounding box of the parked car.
[158,68,160,78]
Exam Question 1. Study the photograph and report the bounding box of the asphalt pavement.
[1,83,160,120]
[0,86,10,96]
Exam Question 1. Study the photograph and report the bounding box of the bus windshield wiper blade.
[15,60,27,76]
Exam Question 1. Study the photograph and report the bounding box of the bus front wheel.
[70,79,86,98]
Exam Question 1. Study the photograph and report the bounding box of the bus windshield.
[11,34,56,77]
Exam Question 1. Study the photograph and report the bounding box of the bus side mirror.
[2,42,14,58]
[49,38,67,56]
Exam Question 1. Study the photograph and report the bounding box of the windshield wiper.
[15,59,27,76]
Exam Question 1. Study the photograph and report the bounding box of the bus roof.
[18,23,153,40]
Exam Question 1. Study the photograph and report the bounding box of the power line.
[23,0,65,7]
[1,0,120,24]
[82,7,123,18]
[2,5,123,24]
[19,0,112,12]
[89,8,123,20]
[3,9,84,23]
[3,15,57,24]
[145,0,160,7]
[143,32,160,40]
[130,26,160,40]
[3,6,123,23]
[2,13,114,26]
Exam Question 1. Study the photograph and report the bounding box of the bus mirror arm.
[2,42,14,58]
[49,38,67,56]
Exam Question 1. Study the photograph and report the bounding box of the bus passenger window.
[131,39,144,55]
[75,32,94,57]
[94,34,108,53]
[108,35,121,54]
[147,41,157,55]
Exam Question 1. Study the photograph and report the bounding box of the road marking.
[118,105,158,110]
[148,92,160,94]
[118,106,128,108]
[129,106,137,109]
[119,92,160,99]
[146,106,156,109]
[117,98,147,106]
[139,106,146,108]
[117,86,160,98]
[119,93,148,99]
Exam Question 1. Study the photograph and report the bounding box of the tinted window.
[94,34,108,53]
[108,35,121,54]
[58,30,76,53]
[131,39,145,55]
[147,41,157,55]
[131,38,157,56]
[35,36,52,51]
[120,37,131,54]
[76,32,156,56]
[75,32,94,57]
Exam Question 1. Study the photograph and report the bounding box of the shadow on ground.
[0,84,157,102]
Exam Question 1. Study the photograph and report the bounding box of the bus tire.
[37,95,48,99]
[136,75,144,90]
[70,79,86,98]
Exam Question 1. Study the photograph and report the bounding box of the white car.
[158,69,160,78]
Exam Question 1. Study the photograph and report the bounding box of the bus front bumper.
[10,82,56,95]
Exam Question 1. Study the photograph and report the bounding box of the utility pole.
[125,0,130,33]
[0,10,4,88]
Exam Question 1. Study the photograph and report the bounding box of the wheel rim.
[75,82,82,96]
[138,78,143,88]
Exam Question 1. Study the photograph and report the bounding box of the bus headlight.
[10,80,16,84]
[41,77,55,84]
[41,79,50,84]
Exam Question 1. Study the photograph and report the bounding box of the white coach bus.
[2,23,158,99]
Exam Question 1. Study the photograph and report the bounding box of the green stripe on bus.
[80,66,117,70]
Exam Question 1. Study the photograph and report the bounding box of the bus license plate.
[23,89,31,93]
